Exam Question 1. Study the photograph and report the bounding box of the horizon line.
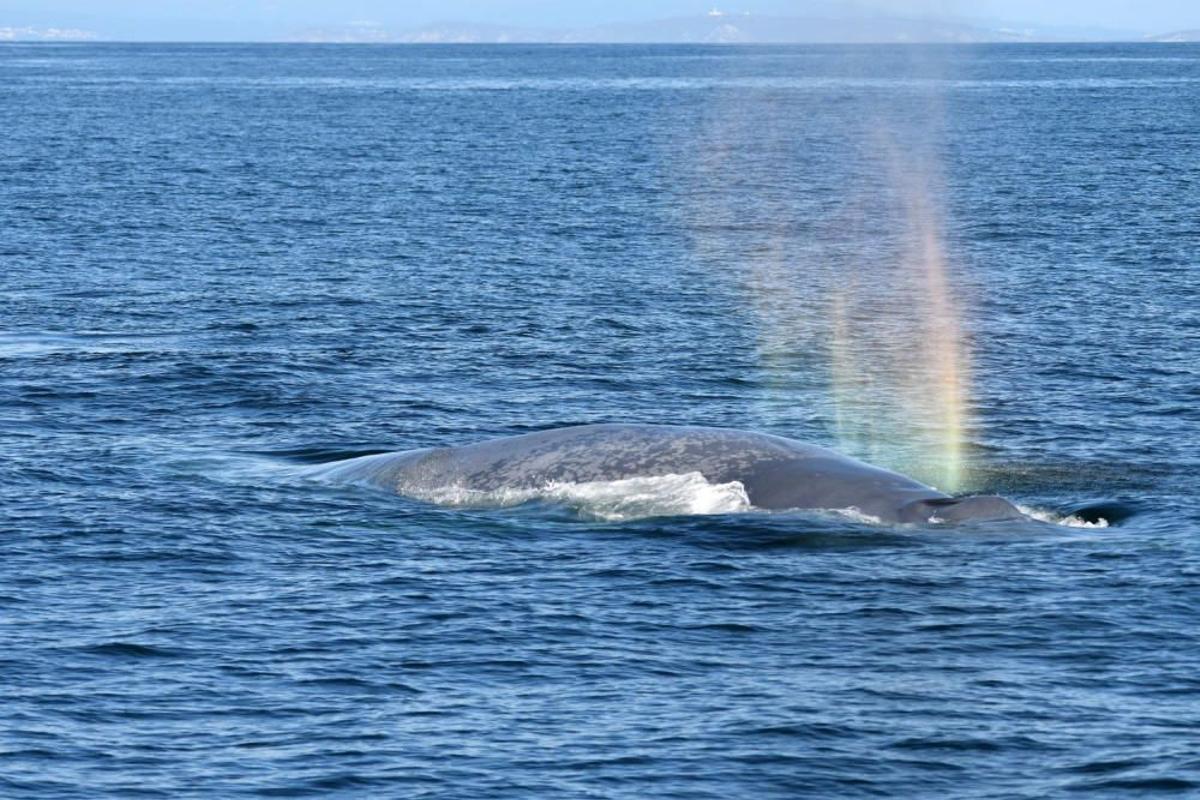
[2,38,1181,45]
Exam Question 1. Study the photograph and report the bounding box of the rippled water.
[3,43,1199,798]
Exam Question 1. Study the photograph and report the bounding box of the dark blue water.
[3,42,1200,798]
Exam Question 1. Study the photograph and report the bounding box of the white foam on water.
[1018,505,1110,529]
[828,507,885,526]
[405,472,752,522]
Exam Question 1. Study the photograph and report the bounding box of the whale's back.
[318,423,946,519]
[431,424,808,491]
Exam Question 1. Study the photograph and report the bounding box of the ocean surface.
[3,42,1199,798]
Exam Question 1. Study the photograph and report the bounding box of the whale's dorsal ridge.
[321,423,1025,524]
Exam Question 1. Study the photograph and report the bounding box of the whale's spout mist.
[684,46,974,493]
[830,147,972,493]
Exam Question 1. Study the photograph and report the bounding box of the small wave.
[1066,777,1197,792]
[406,472,751,522]
[247,446,394,464]
[78,642,184,659]
[0,330,186,358]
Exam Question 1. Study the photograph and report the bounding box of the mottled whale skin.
[319,423,1024,524]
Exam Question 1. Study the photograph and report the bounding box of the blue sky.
[5,1,1199,39]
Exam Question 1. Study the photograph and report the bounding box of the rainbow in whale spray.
[684,47,973,492]
[828,144,971,492]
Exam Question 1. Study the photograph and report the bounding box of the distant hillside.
[285,12,1161,45]
[394,22,565,44]
[288,22,395,44]
[1147,30,1200,42]
[0,26,96,41]
[384,13,1031,44]
[566,13,1031,44]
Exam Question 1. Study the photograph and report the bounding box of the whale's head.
[900,495,1027,524]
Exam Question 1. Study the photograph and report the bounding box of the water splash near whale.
[405,472,752,522]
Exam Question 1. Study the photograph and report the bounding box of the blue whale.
[317,423,1025,524]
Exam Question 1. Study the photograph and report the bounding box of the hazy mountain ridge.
[293,14,1031,44]
[1,11,1184,44]
[0,25,96,41]
[551,13,1029,44]
[1147,30,1200,42]
[286,12,1151,45]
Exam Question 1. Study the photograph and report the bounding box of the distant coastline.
[284,14,1180,45]
[5,12,1199,45]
